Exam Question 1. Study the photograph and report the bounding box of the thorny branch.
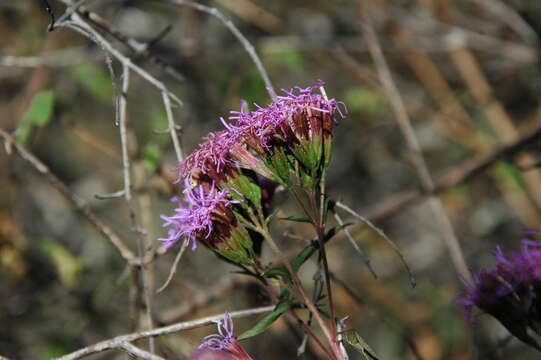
[53,306,275,360]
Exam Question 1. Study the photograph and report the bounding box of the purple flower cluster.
[159,82,344,260]
[457,235,541,350]
[158,184,241,251]
[177,81,345,186]
[231,81,345,151]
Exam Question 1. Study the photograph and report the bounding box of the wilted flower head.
[199,312,254,360]
[457,235,541,350]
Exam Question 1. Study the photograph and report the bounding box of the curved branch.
[53,306,275,360]
[166,0,277,101]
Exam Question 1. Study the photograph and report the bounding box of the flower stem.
[254,221,340,360]
[313,179,341,359]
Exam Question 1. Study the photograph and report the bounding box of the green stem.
[313,179,341,359]
[254,219,339,360]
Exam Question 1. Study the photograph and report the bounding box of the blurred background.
[2,0,541,359]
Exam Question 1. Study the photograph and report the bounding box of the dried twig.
[334,201,415,287]
[470,0,538,46]
[358,2,470,281]
[158,276,256,323]
[156,238,189,293]
[0,128,138,264]
[0,48,101,68]
[162,91,184,162]
[166,0,277,100]
[55,0,185,82]
[119,342,165,360]
[330,273,424,360]
[53,306,275,360]
[56,14,183,107]
[332,211,377,278]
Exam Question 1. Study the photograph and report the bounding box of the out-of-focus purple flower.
[457,236,541,350]
[198,312,254,360]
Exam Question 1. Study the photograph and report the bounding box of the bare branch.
[55,0,185,82]
[362,122,541,223]
[119,342,165,360]
[358,2,470,281]
[53,306,275,360]
[166,0,277,101]
[57,14,183,107]
[0,47,101,68]
[119,64,133,204]
[0,128,138,264]
[156,238,189,293]
[162,91,184,162]
[95,190,125,200]
[334,201,415,287]
[332,211,378,279]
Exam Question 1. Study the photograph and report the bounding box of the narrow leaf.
[280,215,312,224]
[291,242,318,271]
[342,329,379,360]
[324,223,353,242]
[238,300,292,340]
[16,90,55,144]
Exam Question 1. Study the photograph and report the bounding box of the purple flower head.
[456,235,541,350]
[230,81,345,147]
[158,183,242,251]
[199,312,254,360]
[176,129,244,185]
[227,81,347,186]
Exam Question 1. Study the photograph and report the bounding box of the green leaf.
[291,242,318,271]
[265,224,353,280]
[142,143,162,173]
[494,162,525,190]
[342,87,385,114]
[41,238,84,289]
[238,300,293,340]
[280,215,312,224]
[342,329,379,360]
[324,223,353,242]
[16,90,55,144]
[263,266,290,279]
[70,63,114,102]
[269,48,305,70]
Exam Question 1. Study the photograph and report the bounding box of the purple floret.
[199,312,235,351]
[198,312,254,360]
[229,81,346,150]
[158,184,242,251]
[176,129,244,181]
